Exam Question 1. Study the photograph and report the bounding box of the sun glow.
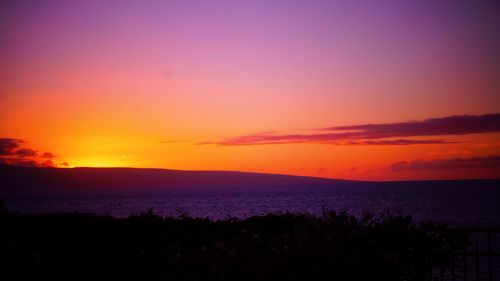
[1,1,499,180]
[68,157,128,168]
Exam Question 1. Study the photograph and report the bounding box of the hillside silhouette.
[0,165,348,190]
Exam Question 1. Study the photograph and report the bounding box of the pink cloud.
[0,138,60,167]
[332,139,458,146]
[15,148,38,157]
[390,155,500,172]
[202,113,500,146]
[42,152,55,158]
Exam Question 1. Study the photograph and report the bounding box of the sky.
[1,0,500,180]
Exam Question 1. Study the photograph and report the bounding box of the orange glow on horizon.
[1,1,499,181]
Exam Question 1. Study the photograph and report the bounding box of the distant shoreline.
[2,165,499,190]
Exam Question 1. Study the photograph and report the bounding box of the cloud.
[203,113,500,146]
[39,159,55,167]
[0,138,22,155]
[0,158,40,167]
[390,155,500,172]
[333,139,458,146]
[325,113,500,138]
[0,138,60,167]
[14,148,38,157]
[199,131,347,146]
[42,152,55,158]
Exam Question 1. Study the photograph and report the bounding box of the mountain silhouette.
[0,165,349,190]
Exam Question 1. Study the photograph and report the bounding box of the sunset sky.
[1,0,499,180]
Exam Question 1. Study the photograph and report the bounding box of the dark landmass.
[0,164,347,190]
[1,165,498,191]
[0,204,468,281]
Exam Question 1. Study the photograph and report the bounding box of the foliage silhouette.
[0,207,468,281]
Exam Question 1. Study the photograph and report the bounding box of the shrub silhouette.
[0,208,467,281]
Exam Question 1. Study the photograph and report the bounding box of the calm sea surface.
[2,180,499,228]
[3,180,500,279]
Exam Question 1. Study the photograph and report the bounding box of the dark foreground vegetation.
[0,204,468,281]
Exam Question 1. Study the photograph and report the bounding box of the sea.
[2,179,500,279]
[1,180,499,228]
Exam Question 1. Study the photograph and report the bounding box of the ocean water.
[2,180,499,228]
[3,180,500,280]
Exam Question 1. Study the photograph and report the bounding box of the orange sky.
[1,1,499,180]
